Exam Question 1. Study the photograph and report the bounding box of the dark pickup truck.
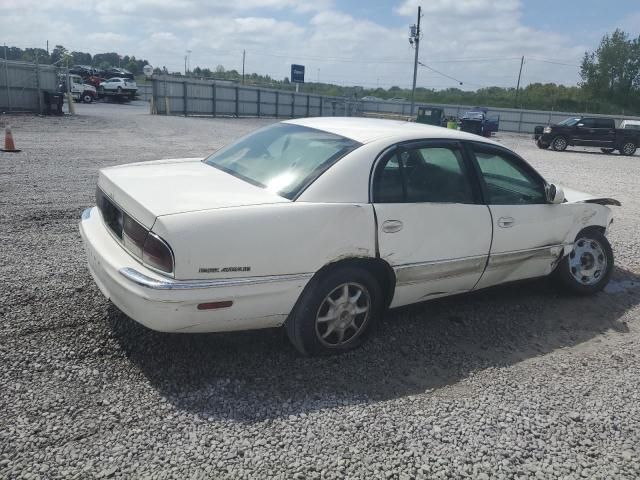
[534,116,639,155]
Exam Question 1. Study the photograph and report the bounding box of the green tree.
[580,29,640,113]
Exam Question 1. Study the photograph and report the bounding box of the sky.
[2,0,639,91]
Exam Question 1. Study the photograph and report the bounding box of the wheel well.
[577,225,605,238]
[312,257,396,309]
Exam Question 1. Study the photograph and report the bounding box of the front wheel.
[620,141,637,156]
[82,93,93,103]
[551,136,568,151]
[536,139,549,149]
[286,267,382,355]
[554,230,614,295]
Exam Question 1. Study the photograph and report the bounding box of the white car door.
[372,140,493,307]
[468,142,577,289]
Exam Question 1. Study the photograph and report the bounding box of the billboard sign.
[291,64,305,83]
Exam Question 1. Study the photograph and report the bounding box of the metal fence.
[360,100,640,134]
[151,76,360,118]
[0,60,58,113]
[148,76,640,134]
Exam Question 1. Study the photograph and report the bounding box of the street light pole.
[409,6,422,117]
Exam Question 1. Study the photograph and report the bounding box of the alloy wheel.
[315,282,371,347]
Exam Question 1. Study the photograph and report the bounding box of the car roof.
[284,116,502,146]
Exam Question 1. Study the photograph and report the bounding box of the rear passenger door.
[574,118,615,147]
[372,140,492,307]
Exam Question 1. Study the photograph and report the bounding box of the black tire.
[286,266,382,356]
[620,141,637,156]
[82,92,93,104]
[601,148,615,154]
[551,136,568,151]
[554,229,614,295]
[536,139,549,149]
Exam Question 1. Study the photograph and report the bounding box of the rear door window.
[595,118,615,129]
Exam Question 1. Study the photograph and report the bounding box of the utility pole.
[409,6,422,117]
[184,55,187,76]
[242,50,245,84]
[46,40,49,56]
[514,56,524,108]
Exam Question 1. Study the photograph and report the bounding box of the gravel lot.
[1,103,639,479]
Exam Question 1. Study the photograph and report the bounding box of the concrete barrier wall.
[0,60,57,113]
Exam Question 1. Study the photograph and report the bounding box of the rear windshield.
[203,123,360,199]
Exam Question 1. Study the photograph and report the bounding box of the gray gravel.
[1,103,639,479]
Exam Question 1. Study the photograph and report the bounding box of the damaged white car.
[80,118,620,355]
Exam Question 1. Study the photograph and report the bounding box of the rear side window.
[472,146,547,205]
[579,118,596,128]
[372,144,475,204]
[595,118,615,129]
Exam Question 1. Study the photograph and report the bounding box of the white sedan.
[80,118,620,355]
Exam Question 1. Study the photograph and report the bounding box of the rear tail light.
[122,213,147,258]
[97,187,174,275]
[142,232,174,274]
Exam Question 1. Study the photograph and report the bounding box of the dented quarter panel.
[476,201,613,289]
[152,202,377,280]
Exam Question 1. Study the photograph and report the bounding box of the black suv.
[534,116,639,155]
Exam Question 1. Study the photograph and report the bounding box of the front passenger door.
[469,143,577,289]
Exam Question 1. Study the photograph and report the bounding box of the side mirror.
[547,184,565,204]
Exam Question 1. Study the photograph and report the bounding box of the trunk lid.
[97,158,289,227]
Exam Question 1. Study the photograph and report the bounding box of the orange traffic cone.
[1,125,21,153]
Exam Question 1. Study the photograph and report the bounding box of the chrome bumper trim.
[119,267,313,290]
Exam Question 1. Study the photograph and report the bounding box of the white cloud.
[86,33,130,45]
[0,0,588,89]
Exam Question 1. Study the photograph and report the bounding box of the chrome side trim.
[394,255,488,286]
[119,267,313,290]
[485,244,566,270]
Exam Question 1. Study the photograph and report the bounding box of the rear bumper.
[79,207,311,333]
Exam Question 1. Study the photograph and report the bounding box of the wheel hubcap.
[315,282,370,347]
[568,238,607,286]
[555,138,566,149]
[624,143,635,154]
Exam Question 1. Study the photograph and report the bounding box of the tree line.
[4,29,639,115]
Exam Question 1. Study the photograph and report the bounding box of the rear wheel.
[286,267,381,355]
[601,148,615,154]
[621,141,637,156]
[551,136,568,151]
[554,230,613,295]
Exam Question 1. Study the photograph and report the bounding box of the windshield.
[203,123,360,199]
[558,117,581,126]
[464,111,484,119]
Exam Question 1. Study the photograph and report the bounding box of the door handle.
[382,220,403,233]
[497,216,515,228]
